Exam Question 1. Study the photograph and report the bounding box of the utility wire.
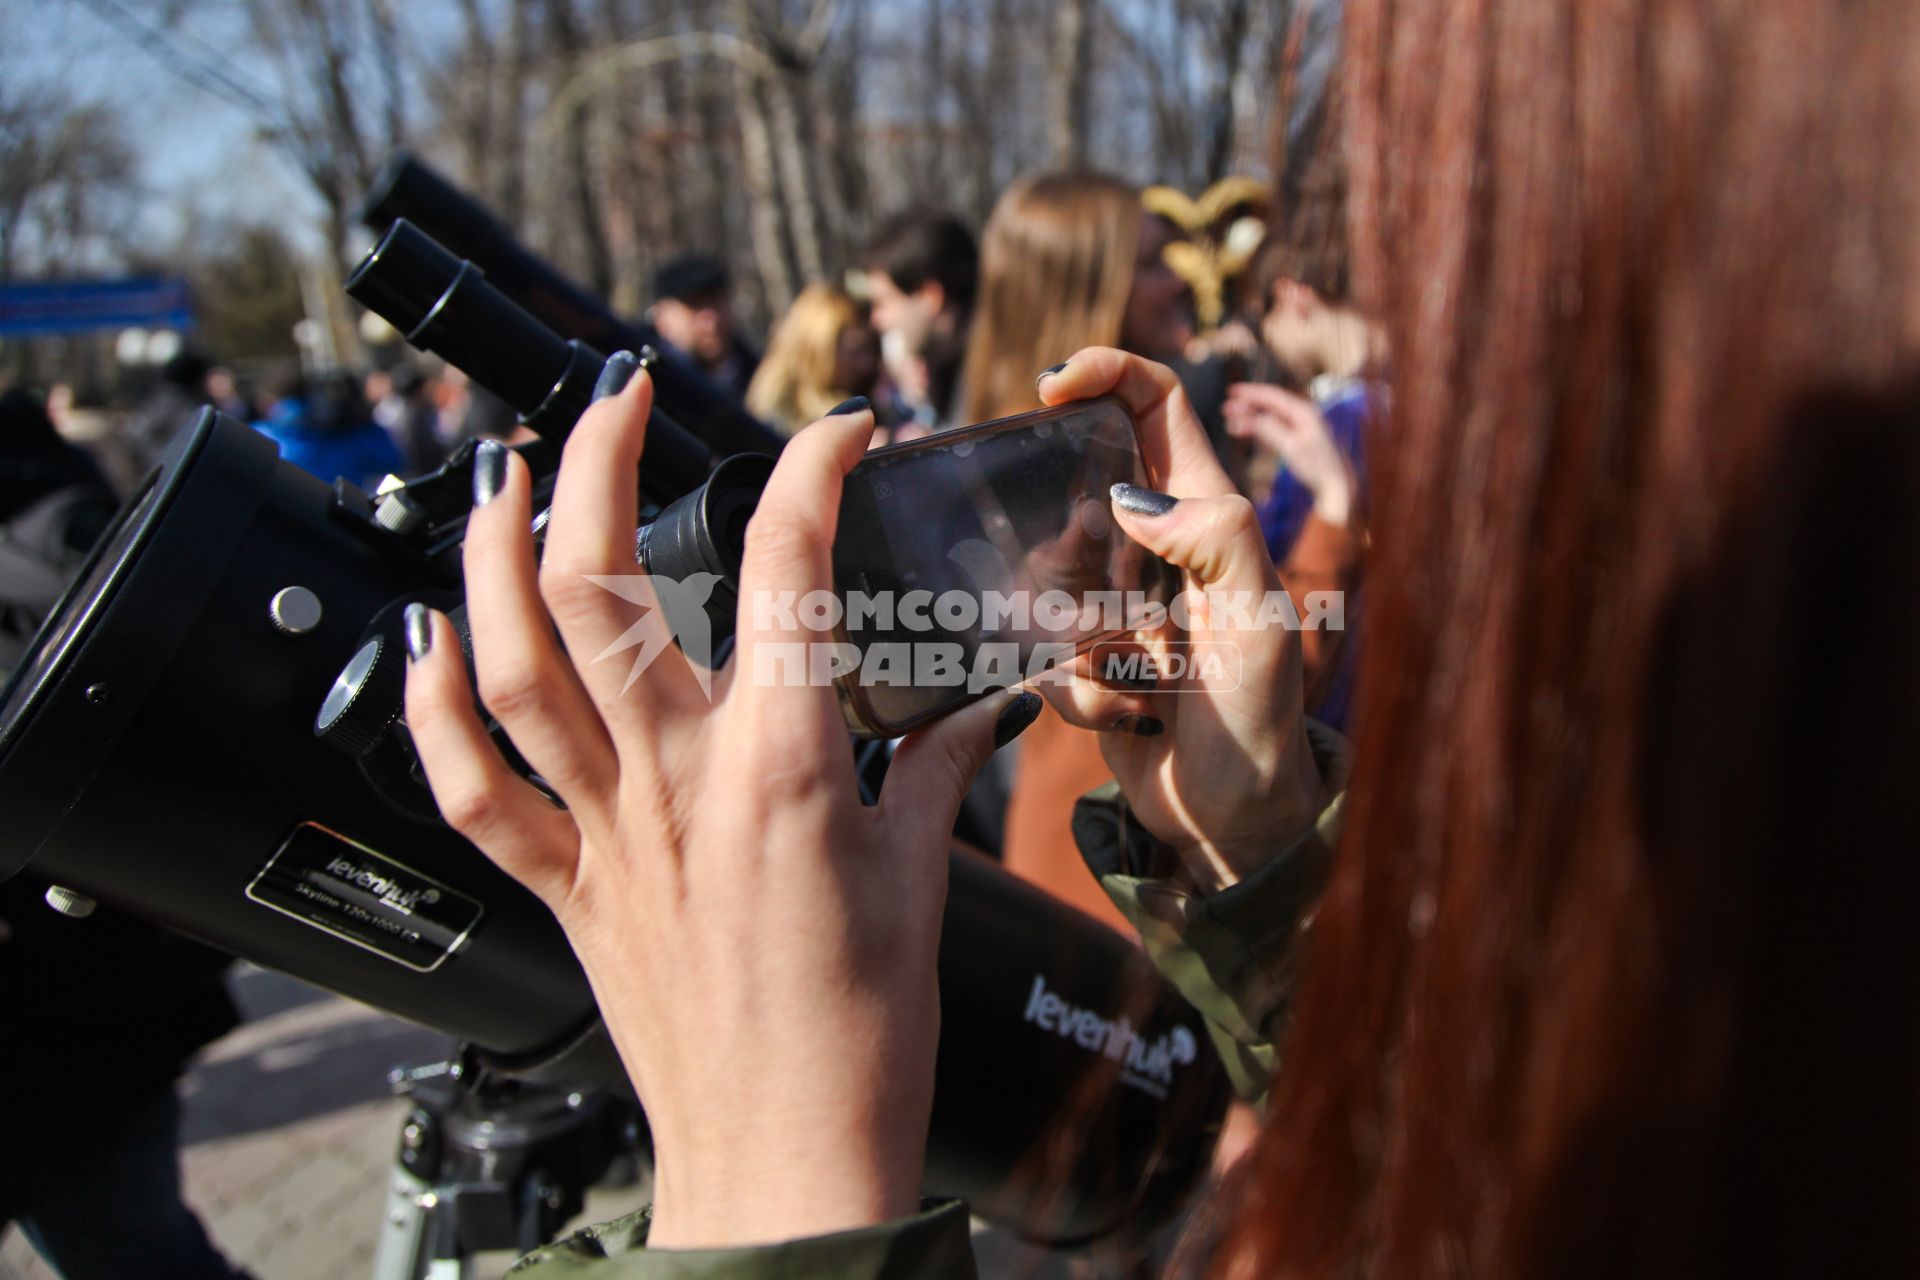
[71,0,295,137]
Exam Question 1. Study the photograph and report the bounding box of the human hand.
[402,362,1042,1248]
[1184,318,1259,364]
[1036,351,1327,893]
[1223,381,1354,526]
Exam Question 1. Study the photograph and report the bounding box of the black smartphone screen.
[829,397,1167,735]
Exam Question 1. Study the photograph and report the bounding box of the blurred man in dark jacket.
[0,387,249,1278]
[1,876,249,1279]
[643,254,760,402]
[0,389,116,681]
[124,351,212,476]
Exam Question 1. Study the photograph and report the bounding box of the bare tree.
[77,0,1300,343]
[0,87,138,283]
[430,0,537,223]
[1091,1,1283,187]
[233,0,403,264]
[543,0,616,296]
[1047,0,1093,166]
[731,0,839,288]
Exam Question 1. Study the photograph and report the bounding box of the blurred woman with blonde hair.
[745,283,882,435]
[960,172,1190,425]
[964,172,1195,930]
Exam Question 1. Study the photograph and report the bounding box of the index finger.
[1037,347,1235,499]
[731,404,876,728]
[1226,381,1311,420]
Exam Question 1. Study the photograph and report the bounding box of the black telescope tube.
[347,220,714,503]
[0,418,1231,1248]
[348,219,561,414]
[359,153,785,462]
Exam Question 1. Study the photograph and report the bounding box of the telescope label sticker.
[246,823,482,972]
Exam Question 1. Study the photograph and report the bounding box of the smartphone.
[827,396,1171,737]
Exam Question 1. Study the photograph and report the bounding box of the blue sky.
[14,1,332,250]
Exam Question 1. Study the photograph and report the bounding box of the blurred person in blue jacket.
[253,370,402,490]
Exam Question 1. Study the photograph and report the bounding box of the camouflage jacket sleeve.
[1069,720,1350,1106]
[507,1199,977,1280]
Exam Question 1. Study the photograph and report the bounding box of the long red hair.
[1225,1,1920,1275]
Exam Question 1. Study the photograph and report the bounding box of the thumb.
[879,689,1043,847]
[1110,483,1277,598]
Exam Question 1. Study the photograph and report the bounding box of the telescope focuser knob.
[44,885,97,918]
[315,635,406,756]
[373,489,430,537]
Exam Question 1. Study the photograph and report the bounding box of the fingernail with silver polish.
[1035,361,1069,389]
[593,350,640,402]
[1111,483,1179,517]
[472,439,507,507]
[827,395,870,417]
[1112,711,1165,737]
[994,691,1044,749]
[404,603,432,662]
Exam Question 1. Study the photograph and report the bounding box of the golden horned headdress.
[1141,176,1271,331]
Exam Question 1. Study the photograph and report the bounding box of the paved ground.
[0,967,1107,1280]
[0,965,649,1280]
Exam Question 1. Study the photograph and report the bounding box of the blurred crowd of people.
[3,163,1374,940]
[34,347,524,500]
[0,162,1374,1279]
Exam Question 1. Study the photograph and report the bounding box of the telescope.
[0,160,1229,1264]
[358,152,783,464]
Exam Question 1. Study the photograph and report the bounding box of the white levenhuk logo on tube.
[1021,973,1198,1099]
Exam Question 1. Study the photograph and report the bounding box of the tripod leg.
[369,1164,433,1280]
[421,1188,478,1280]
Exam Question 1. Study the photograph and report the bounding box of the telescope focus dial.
[315,635,405,757]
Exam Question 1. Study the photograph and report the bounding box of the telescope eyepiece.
[635,453,775,585]
[349,220,574,422]
[347,221,715,500]
[347,219,463,340]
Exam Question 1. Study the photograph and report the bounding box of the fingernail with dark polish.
[404,603,433,663]
[1111,483,1179,517]
[994,691,1044,749]
[1035,361,1069,389]
[593,349,640,402]
[473,439,507,507]
[827,395,870,417]
[1113,711,1165,737]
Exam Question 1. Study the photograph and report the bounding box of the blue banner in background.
[0,277,196,337]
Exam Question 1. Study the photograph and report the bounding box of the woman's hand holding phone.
[1036,348,1327,894]
[401,367,1038,1249]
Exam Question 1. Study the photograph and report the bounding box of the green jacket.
[510,723,1349,1280]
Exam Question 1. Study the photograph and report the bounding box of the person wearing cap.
[124,350,213,477]
[645,253,761,403]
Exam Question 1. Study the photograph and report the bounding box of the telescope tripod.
[370,1049,642,1280]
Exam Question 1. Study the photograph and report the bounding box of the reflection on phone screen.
[832,398,1168,733]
